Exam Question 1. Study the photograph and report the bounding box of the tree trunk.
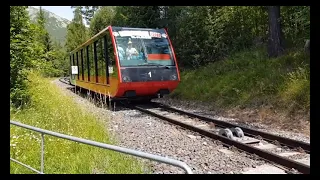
[304,39,310,54]
[267,6,284,58]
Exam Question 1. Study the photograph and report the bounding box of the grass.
[10,72,145,174]
[171,47,310,114]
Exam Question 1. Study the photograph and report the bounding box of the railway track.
[151,102,310,152]
[59,77,70,85]
[122,102,310,174]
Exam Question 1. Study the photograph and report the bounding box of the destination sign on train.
[115,30,163,39]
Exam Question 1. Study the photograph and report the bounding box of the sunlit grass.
[10,72,145,174]
[171,47,310,113]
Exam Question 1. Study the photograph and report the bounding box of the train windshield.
[112,27,176,67]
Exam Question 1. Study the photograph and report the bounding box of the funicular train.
[69,26,180,102]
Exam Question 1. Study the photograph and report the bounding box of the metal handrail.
[10,120,193,174]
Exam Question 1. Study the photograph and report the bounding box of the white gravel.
[53,79,304,174]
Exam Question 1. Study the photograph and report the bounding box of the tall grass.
[171,47,310,113]
[10,72,144,174]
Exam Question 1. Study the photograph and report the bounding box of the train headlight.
[170,74,177,81]
[122,75,131,82]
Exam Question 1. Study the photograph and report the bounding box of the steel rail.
[58,77,70,85]
[151,102,310,153]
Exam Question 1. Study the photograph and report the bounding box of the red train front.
[111,26,180,101]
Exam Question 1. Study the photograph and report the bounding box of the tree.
[36,6,53,55]
[89,6,309,68]
[267,6,284,58]
[71,6,100,26]
[65,6,88,52]
[10,6,35,106]
[89,6,115,36]
[43,31,53,53]
[281,6,310,47]
[82,6,100,25]
[304,39,310,54]
[36,6,46,29]
[112,6,161,28]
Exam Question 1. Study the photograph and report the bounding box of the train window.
[81,49,84,80]
[104,35,110,84]
[72,53,75,66]
[96,38,106,84]
[72,53,75,80]
[86,46,90,82]
[88,44,95,82]
[69,55,72,74]
[76,51,80,80]
[100,39,107,84]
[83,48,88,81]
[105,33,117,81]
[112,29,175,67]
[93,41,98,83]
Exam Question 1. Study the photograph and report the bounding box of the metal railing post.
[41,133,44,174]
[10,120,193,174]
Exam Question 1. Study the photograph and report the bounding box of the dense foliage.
[10,6,310,108]
[65,6,88,52]
[10,6,35,107]
[107,6,309,68]
[10,6,69,107]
